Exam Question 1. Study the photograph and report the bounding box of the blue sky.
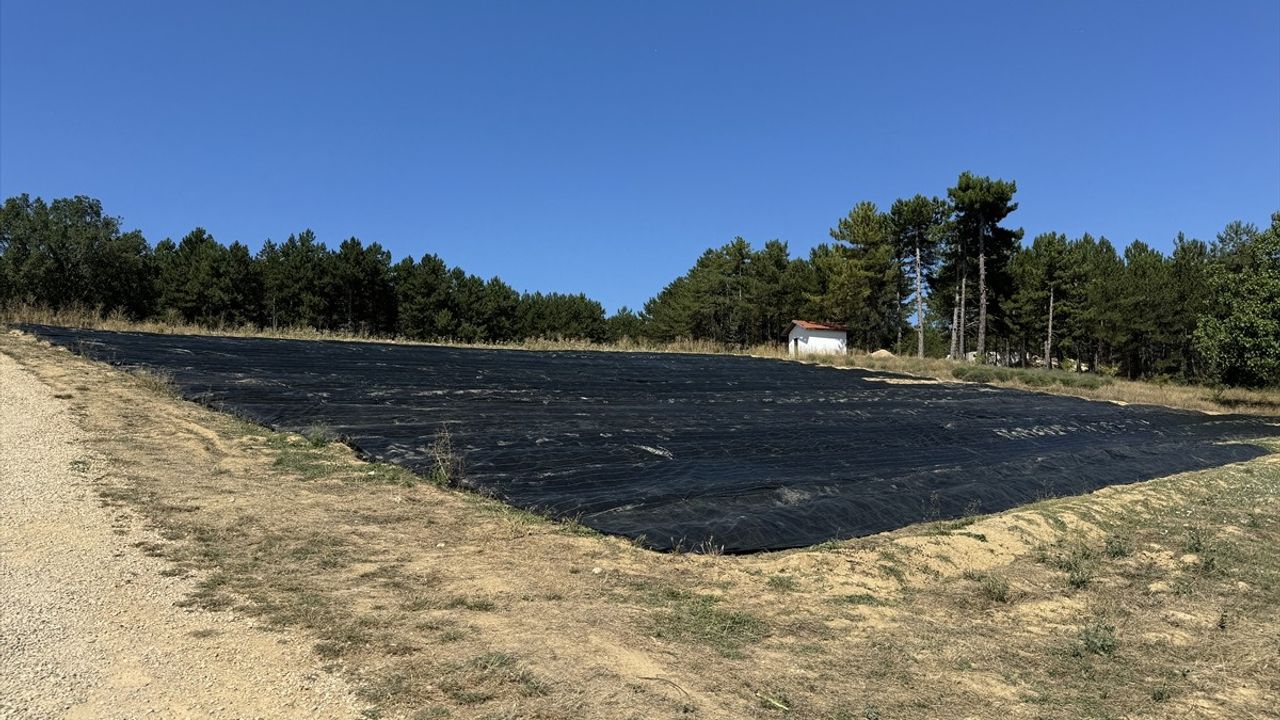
[2,1,1278,312]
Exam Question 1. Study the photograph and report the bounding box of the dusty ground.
[1,330,1278,720]
[0,352,363,719]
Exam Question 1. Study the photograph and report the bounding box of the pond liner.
[23,324,1277,553]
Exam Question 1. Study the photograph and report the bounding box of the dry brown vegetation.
[6,304,1280,416]
[3,329,1279,719]
[792,352,1280,417]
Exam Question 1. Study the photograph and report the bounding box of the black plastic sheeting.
[23,325,1278,553]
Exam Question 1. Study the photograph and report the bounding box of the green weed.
[1076,621,1117,656]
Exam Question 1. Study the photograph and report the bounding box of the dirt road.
[0,353,362,720]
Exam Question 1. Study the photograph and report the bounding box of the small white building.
[786,320,848,356]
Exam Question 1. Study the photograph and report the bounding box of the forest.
[2,173,1277,387]
[0,194,619,344]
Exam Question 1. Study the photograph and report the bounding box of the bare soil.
[2,330,1277,720]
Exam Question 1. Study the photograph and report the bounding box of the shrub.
[1077,621,1117,656]
[1104,535,1131,558]
[951,364,1113,390]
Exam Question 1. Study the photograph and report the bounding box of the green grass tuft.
[648,588,767,657]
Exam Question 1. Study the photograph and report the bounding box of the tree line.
[642,172,1278,387]
[0,194,624,342]
[2,183,1277,387]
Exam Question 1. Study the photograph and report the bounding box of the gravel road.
[0,353,363,720]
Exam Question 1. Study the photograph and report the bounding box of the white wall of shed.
[787,328,847,355]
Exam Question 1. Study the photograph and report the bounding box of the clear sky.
[3,1,1278,312]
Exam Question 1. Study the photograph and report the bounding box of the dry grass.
[4,330,1279,719]
[3,304,388,343]
[2,303,712,351]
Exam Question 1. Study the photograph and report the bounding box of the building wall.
[787,328,847,355]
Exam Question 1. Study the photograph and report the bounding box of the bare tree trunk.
[949,289,959,359]
[916,246,926,359]
[1044,286,1055,370]
[959,274,968,360]
[895,291,903,353]
[977,228,988,361]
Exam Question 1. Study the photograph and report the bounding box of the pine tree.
[1169,234,1211,379]
[888,195,949,358]
[828,202,901,350]
[947,173,1021,361]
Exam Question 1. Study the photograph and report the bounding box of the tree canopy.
[0,194,618,344]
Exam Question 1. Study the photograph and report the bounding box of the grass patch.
[963,571,1012,603]
[830,593,887,607]
[1042,541,1097,590]
[356,671,410,704]
[1075,621,1118,657]
[303,424,337,447]
[1104,534,1131,558]
[951,364,1113,390]
[445,596,497,612]
[767,575,798,592]
[437,652,550,705]
[286,533,353,570]
[269,436,345,481]
[128,367,179,397]
[648,587,767,657]
[1184,527,1208,553]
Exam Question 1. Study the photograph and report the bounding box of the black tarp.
[22,325,1277,552]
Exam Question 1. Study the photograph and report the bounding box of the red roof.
[789,319,847,332]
